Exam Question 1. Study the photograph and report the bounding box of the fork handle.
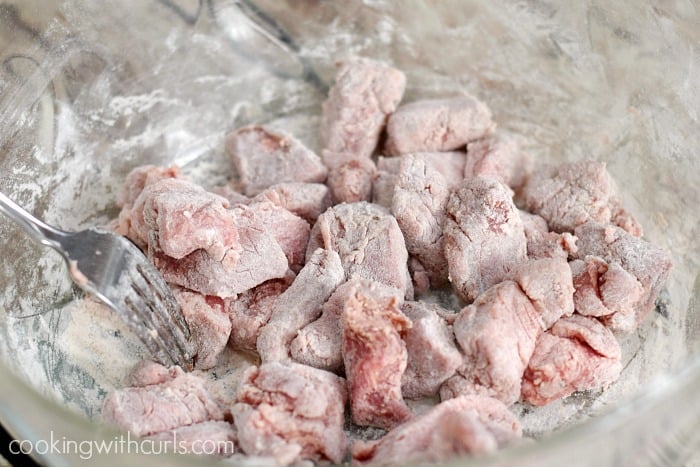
[0,191,66,249]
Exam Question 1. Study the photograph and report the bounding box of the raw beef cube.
[510,257,575,329]
[232,362,348,465]
[443,177,527,302]
[610,199,643,237]
[384,95,495,156]
[257,249,345,362]
[341,278,412,429]
[225,273,294,351]
[570,256,645,331]
[519,210,578,260]
[373,152,466,208]
[392,154,451,286]
[521,314,622,406]
[147,421,237,457]
[440,281,542,405]
[151,203,288,298]
[117,164,182,209]
[306,202,411,298]
[401,301,462,399]
[139,178,239,261]
[247,201,310,272]
[289,278,356,373]
[102,372,226,437]
[173,287,231,370]
[464,135,531,192]
[124,360,183,387]
[251,182,331,223]
[572,222,672,332]
[325,155,377,203]
[225,125,327,196]
[321,57,406,161]
[521,160,616,233]
[353,395,521,465]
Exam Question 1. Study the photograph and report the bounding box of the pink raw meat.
[232,362,348,465]
[247,201,310,272]
[252,182,331,223]
[226,125,327,196]
[521,314,622,406]
[443,177,527,302]
[464,135,532,192]
[384,95,495,156]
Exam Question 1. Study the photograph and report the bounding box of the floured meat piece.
[520,210,578,260]
[407,257,431,296]
[464,135,531,192]
[252,182,331,223]
[117,164,182,211]
[147,421,237,457]
[257,249,345,362]
[102,372,225,437]
[151,203,288,298]
[126,178,237,257]
[124,360,184,387]
[173,287,231,370]
[401,301,462,399]
[232,362,348,465]
[226,125,327,196]
[247,201,310,272]
[211,184,250,206]
[225,273,294,351]
[572,222,672,332]
[353,395,522,465]
[510,257,575,329]
[384,95,495,156]
[325,156,376,203]
[306,202,411,297]
[610,200,643,237]
[321,58,405,203]
[321,58,406,160]
[441,281,542,405]
[290,278,355,373]
[392,154,452,286]
[521,314,622,406]
[341,278,412,429]
[570,257,644,332]
[443,177,527,302]
[521,160,616,233]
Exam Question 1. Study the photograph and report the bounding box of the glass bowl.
[1,1,699,465]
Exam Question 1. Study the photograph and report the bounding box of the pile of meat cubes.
[102,58,671,465]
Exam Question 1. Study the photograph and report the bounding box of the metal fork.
[0,191,193,370]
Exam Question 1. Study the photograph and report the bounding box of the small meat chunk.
[133,178,238,259]
[151,203,288,298]
[102,372,225,437]
[521,314,622,406]
[252,182,331,223]
[510,257,575,329]
[226,125,327,196]
[232,362,348,465]
[147,421,237,457]
[290,278,356,373]
[117,164,182,210]
[124,360,183,387]
[443,177,527,302]
[464,135,531,192]
[321,58,406,161]
[570,257,644,332]
[441,281,542,405]
[521,160,615,233]
[572,222,672,332]
[401,301,462,399]
[384,95,495,156]
[392,154,451,286]
[247,201,310,272]
[173,287,231,370]
[325,156,377,203]
[520,210,578,260]
[353,395,521,465]
[225,273,294,351]
[306,202,411,298]
[257,249,345,362]
[342,278,412,429]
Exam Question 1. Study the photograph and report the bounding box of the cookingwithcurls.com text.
[8,430,235,459]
